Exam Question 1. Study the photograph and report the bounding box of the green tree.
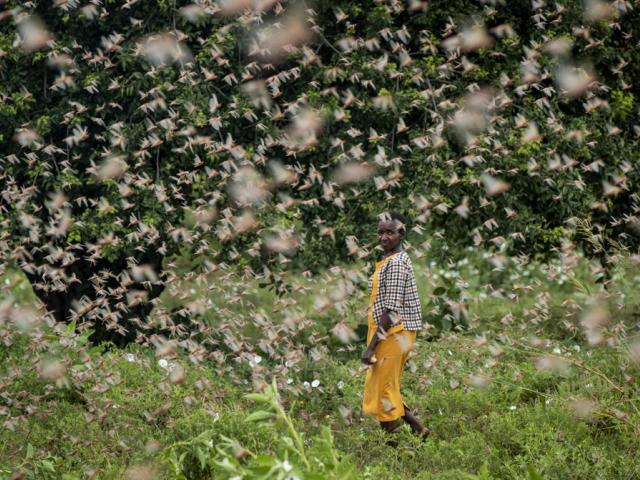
[1,0,639,344]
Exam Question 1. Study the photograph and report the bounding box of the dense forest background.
[1,0,640,342]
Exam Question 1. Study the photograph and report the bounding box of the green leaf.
[243,393,269,403]
[214,456,240,473]
[244,410,273,422]
[63,319,77,336]
[195,447,207,470]
[479,462,491,480]
[41,460,55,473]
[527,465,544,480]
[432,286,446,296]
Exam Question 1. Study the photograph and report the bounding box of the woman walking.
[361,212,430,440]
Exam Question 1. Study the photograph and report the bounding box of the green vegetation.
[1,250,639,479]
[1,1,640,478]
[1,1,640,344]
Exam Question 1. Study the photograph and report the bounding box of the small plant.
[162,379,357,479]
[0,444,60,480]
[161,428,216,480]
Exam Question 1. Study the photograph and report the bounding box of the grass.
[1,250,639,479]
[3,329,637,479]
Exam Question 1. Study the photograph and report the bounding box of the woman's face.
[377,220,404,252]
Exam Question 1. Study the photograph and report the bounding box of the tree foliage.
[1,0,639,343]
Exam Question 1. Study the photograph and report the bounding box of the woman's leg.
[393,332,428,436]
[380,419,401,433]
[402,404,430,438]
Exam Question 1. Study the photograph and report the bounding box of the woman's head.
[377,211,408,253]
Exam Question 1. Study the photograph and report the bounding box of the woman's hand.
[361,347,376,366]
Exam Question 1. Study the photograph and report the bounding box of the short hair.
[378,211,409,236]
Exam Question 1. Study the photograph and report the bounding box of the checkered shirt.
[368,251,423,331]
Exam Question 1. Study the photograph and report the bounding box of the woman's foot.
[401,407,431,441]
[417,426,431,442]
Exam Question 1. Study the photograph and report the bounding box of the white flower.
[509,405,517,411]
[158,358,168,369]
[311,379,320,388]
[337,381,344,390]
[303,381,310,388]
[125,353,136,362]
[282,460,293,472]
[286,378,293,384]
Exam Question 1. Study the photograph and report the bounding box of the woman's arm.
[361,308,396,365]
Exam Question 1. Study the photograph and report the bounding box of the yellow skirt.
[362,315,416,422]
